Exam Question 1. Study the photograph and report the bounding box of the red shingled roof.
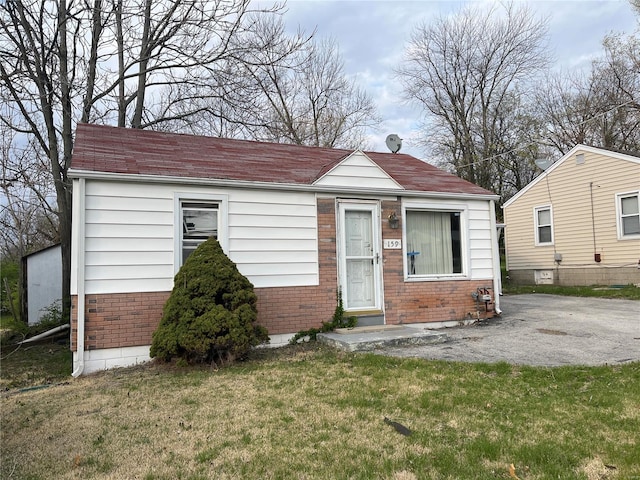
[70,124,494,196]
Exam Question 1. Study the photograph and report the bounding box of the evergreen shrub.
[150,238,268,365]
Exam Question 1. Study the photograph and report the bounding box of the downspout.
[72,178,86,377]
[589,182,599,262]
[489,200,502,315]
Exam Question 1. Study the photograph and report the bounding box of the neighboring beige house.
[503,145,640,286]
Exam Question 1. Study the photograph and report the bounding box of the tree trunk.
[58,0,74,321]
[115,0,126,127]
[131,0,152,128]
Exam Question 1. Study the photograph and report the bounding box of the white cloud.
[273,0,637,156]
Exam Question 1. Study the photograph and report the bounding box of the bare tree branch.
[396,1,550,203]
[0,0,305,319]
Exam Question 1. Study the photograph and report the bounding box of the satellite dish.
[534,158,553,170]
[385,134,402,154]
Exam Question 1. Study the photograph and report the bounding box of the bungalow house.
[69,124,502,375]
[503,145,640,286]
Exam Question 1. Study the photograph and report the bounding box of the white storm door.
[339,203,382,311]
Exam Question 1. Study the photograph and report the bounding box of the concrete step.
[317,326,448,352]
[355,314,385,327]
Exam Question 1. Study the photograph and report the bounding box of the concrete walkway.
[318,325,447,352]
[321,294,640,367]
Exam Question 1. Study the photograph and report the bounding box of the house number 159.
[383,239,402,249]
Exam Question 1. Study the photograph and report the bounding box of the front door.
[338,202,382,312]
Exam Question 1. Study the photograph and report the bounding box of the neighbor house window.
[618,192,640,238]
[534,206,553,245]
[181,201,219,264]
[405,210,463,276]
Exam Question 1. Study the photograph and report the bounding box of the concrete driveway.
[382,294,640,367]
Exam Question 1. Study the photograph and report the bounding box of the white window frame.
[402,202,469,281]
[174,193,228,272]
[616,191,640,240]
[534,205,554,246]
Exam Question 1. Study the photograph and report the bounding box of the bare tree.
[0,0,78,318]
[0,0,304,318]
[396,2,550,198]
[178,25,379,149]
[0,126,58,260]
[488,92,550,200]
[155,13,311,139]
[250,37,380,148]
[538,32,640,154]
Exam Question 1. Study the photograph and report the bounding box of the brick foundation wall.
[71,283,338,351]
[71,292,168,351]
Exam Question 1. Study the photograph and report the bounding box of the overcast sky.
[275,0,638,158]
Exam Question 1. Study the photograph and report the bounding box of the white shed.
[21,244,62,325]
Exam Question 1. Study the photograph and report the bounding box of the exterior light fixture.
[388,212,400,229]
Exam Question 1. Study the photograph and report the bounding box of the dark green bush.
[150,238,268,365]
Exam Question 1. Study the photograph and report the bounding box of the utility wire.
[450,98,637,169]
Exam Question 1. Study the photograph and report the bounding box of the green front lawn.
[2,345,638,480]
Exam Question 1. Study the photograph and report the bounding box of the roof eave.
[503,144,640,209]
[68,169,499,201]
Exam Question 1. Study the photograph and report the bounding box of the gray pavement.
[378,294,640,366]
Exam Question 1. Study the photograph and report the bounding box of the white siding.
[314,152,403,190]
[74,178,495,295]
[83,182,174,294]
[226,190,318,287]
[468,201,495,279]
[78,180,319,294]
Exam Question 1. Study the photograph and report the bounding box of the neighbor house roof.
[70,124,495,197]
[503,144,640,209]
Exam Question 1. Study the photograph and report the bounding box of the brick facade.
[71,292,167,351]
[71,197,494,352]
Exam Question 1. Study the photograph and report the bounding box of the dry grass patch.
[2,345,639,479]
[0,340,71,390]
[582,457,618,480]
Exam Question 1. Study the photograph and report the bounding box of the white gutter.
[67,169,500,202]
[71,178,86,377]
[489,200,502,315]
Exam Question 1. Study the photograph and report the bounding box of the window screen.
[181,202,218,263]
